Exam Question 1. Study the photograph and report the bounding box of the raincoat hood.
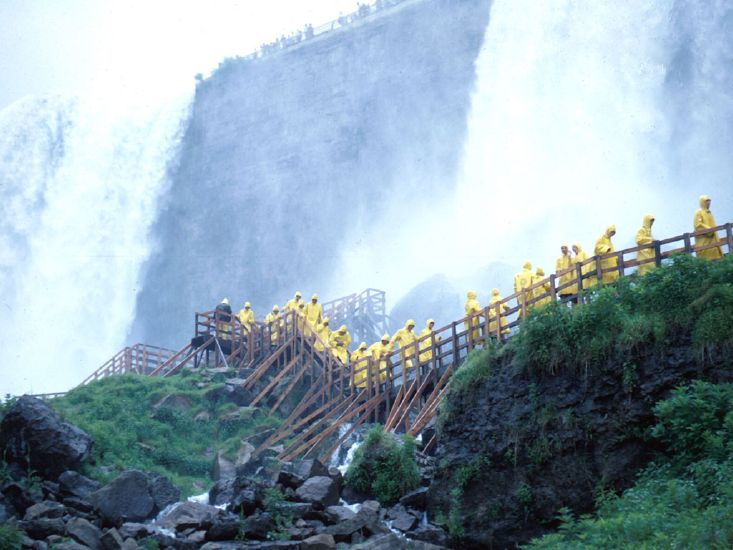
[523,261,532,270]
[311,294,318,301]
[606,225,616,237]
[295,291,302,298]
[699,195,710,209]
[244,302,251,308]
[222,298,230,305]
[322,317,329,325]
[338,325,347,333]
[467,290,477,300]
[381,333,390,342]
[406,319,416,329]
[643,214,654,229]
[426,319,435,327]
[358,342,367,350]
[272,305,279,312]
[536,267,545,276]
[573,243,583,253]
[491,288,500,296]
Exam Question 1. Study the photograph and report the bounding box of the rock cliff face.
[133,0,491,347]
[427,339,733,549]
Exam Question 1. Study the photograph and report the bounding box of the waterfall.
[0,93,192,396]
[450,0,733,272]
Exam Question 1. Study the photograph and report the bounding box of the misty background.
[1,0,732,396]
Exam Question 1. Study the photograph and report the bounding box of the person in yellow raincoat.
[264,305,282,346]
[314,317,331,353]
[531,267,551,308]
[464,291,482,341]
[304,294,323,337]
[284,291,303,312]
[572,243,592,290]
[215,298,233,340]
[594,225,619,284]
[488,289,509,337]
[390,320,418,370]
[237,302,254,332]
[418,319,440,363]
[693,195,723,260]
[514,261,534,312]
[295,301,306,331]
[350,342,369,388]
[635,214,656,275]
[555,245,574,299]
[367,334,392,383]
[329,325,351,364]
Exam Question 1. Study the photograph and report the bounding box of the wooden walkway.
[33,223,733,460]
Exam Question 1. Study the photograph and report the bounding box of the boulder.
[321,507,389,543]
[1,482,38,516]
[118,522,150,539]
[212,451,236,482]
[58,471,101,498]
[387,505,418,532]
[23,500,66,520]
[324,505,356,523]
[242,511,275,540]
[406,524,448,547]
[278,460,329,489]
[147,472,180,511]
[19,517,66,539]
[399,487,428,510]
[235,441,256,468]
[301,533,336,549]
[100,528,125,550]
[0,493,14,523]
[205,517,241,541]
[0,396,93,478]
[159,501,223,532]
[66,517,103,550]
[52,541,89,550]
[89,470,155,525]
[295,476,339,509]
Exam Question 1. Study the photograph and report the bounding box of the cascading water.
[335,0,733,305]
[0,93,192,396]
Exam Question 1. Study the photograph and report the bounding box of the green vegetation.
[0,524,23,550]
[526,381,733,548]
[510,254,733,376]
[51,372,282,495]
[344,425,421,505]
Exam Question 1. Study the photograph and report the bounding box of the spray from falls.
[334,0,733,310]
[0,93,191,396]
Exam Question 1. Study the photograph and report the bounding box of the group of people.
[464,195,725,340]
[214,195,724,390]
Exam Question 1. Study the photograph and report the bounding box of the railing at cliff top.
[77,343,178,386]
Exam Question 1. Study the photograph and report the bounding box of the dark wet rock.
[147,472,181,511]
[100,528,125,550]
[58,471,102,499]
[405,524,448,547]
[278,459,328,489]
[399,487,428,510]
[212,451,236,482]
[119,539,138,550]
[287,524,316,540]
[0,493,14,522]
[386,504,418,532]
[23,500,66,520]
[52,541,89,550]
[428,339,733,548]
[66,517,103,550]
[159,501,224,532]
[242,511,275,540]
[0,396,92,478]
[205,517,241,541]
[340,484,370,505]
[301,533,336,549]
[63,496,95,514]
[89,471,154,525]
[324,505,355,523]
[29,540,49,550]
[295,476,339,509]
[118,522,150,539]
[321,506,388,543]
[19,517,66,539]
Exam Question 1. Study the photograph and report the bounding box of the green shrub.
[0,524,23,550]
[51,373,282,496]
[345,425,421,505]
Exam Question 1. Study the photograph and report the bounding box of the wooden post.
[617,251,625,277]
[683,233,692,254]
[521,289,527,319]
[654,240,662,267]
[549,274,557,301]
[575,263,584,305]
[595,256,603,283]
[495,302,501,340]
[451,322,459,366]
[726,223,733,254]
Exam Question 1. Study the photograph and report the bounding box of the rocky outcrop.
[428,340,733,548]
[0,396,92,478]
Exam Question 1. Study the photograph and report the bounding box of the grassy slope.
[50,371,281,496]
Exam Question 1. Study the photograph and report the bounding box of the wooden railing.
[78,343,178,386]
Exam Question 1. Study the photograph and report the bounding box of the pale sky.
[0,0,361,110]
